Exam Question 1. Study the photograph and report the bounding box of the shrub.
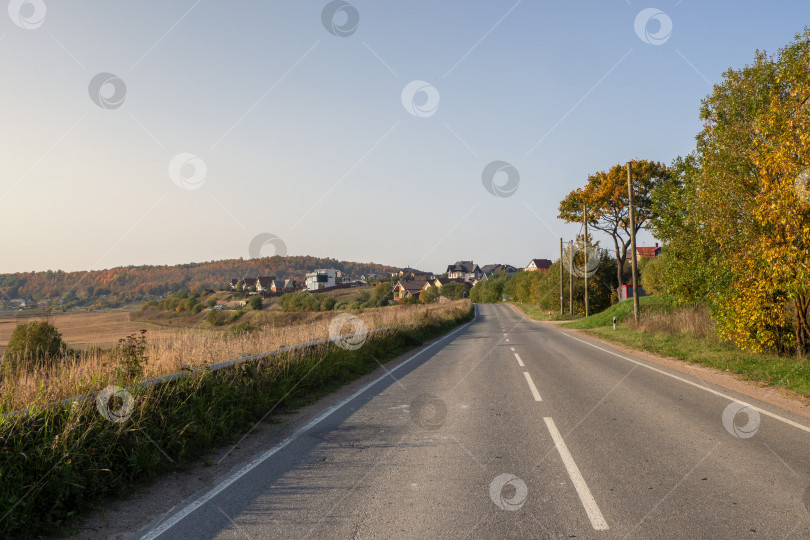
[2,321,65,373]
[192,303,204,314]
[205,309,225,327]
[247,295,263,310]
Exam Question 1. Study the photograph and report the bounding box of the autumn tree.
[653,29,810,353]
[559,160,671,287]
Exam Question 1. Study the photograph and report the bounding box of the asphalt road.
[137,304,810,539]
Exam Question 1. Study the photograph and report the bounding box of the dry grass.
[624,304,717,340]
[0,300,471,412]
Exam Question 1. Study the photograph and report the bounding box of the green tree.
[652,30,810,352]
[3,321,66,372]
[420,285,439,304]
[439,282,468,300]
[205,309,225,327]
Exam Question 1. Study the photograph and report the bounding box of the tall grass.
[0,300,473,539]
[1,301,470,413]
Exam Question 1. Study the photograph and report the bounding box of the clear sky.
[1,1,807,274]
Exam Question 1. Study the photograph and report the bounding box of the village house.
[445,261,482,282]
[255,276,275,292]
[626,242,662,259]
[433,277,468,289]
[393,279,430,302]
[480,264,519,278]
[305,269,339,290]
[398,267,434,281]
[524,259,553,272]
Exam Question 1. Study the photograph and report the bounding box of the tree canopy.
[652,29,810,353]
[559,160,671,287]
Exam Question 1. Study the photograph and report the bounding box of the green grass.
[562,296,670,329]
[0,305,473,539]
[558,297,810,399]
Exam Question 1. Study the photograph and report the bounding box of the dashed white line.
[543,417,609,531]
[523,371,542,401]
[514,352,525,367]
[510,347,515,351]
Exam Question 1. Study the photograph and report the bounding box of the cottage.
[393,280,430,301]
[626,242,662,259]
[445,261,482,282]
[525,259,552,272]
[256,276,275,292]
[480,264,519,277]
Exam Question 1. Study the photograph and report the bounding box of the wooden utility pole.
[560,238,564,315]
[627,162,640,323]
[569,240,573,315]
[583,203,589,318]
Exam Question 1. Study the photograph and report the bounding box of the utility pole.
[583,203,589,318]
[569,240,573,315]
[560,238,564,315]
[627,161,640,323]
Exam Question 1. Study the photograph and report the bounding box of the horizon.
[2,2,807,274]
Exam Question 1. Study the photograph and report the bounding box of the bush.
[319,296,337,311]
[229,321,255,335]
[2,321,66,373]
[192,304,204,314]
[247,295,263,310]
[205,310,225,327]
[230,309,245,322]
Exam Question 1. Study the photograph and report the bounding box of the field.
[0,310,147,353]
[0,299,472,412]
[0,285,379,353]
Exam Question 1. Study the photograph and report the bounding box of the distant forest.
[0,256,398,307]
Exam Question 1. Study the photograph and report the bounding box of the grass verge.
[554,297,810,399]
[0,303,473,539]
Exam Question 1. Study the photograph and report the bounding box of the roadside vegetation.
[552,297,810,399]
[0,300,473,538]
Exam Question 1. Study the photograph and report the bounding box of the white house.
[305,269,338,290]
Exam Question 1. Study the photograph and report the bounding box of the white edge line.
[562,332,810,435]
[514,352,525,367]
[543,417,609,530]
[523,371,541,401]
[140,309,477,539]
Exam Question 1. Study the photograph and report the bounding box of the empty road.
[138,304,810,539]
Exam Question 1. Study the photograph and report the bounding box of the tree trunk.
[795,294,810,356]
[612,235,625,287]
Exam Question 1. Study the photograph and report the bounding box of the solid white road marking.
[514,352,525,367]
[543,417,609,531]
[563,333,810,435]
[140,313,478,539]
[523,371,541,401]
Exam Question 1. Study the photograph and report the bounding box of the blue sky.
[0,1,807,274]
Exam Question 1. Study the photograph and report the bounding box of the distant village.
[228,259,557,301]
[228,245,663,303]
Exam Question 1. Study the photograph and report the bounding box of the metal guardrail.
[2,327,391,420]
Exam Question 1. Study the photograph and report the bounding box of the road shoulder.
[508,303,810,424]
